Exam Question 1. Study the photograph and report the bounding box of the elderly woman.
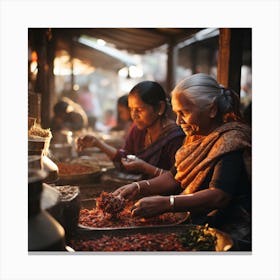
[113,73,252,249]
[77,81,185,178]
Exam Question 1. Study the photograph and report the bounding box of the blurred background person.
[95,109,117,132]
[111,94,133,137]
[77,85,97,130]
[50,97,88,132]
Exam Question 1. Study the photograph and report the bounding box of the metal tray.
[101,169,143,184]
[78,212,190,231]
[56,163,102,185]
[57,171,102,184]
[78,198,190,230]
[74,224,233,252]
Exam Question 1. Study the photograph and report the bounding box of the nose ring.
[180,120,184,124]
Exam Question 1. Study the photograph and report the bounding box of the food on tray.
[179,224,217,251]
[57,162,100,175]
[70,156,113,169]
[71,155,114,169]
[79,202,187,228]
[70,225,217,251]
[96,191,125,215]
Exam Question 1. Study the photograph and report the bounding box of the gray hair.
[171,73,241,121]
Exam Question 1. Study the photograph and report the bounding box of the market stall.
[28,120,236,252]
[27,28,251,253]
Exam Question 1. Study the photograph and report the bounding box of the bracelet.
[145,180,150,186]
[154,167,159,176]
[134,182,141,193]
[169,195,175,211]
[159,169,164,176]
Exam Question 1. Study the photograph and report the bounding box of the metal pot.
[28,169,65,251]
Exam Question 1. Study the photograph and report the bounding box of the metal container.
[28,169,65,251]
[28,138,59,184]
[47,186,81,242]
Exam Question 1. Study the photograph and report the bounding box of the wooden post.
[190,45,198,74]
[217,28,243,95]
[46,31,56,127]
[33,28,55,128]
[166,40,177,95]
[70,41,75,93]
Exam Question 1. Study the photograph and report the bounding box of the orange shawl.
[175,121,251,194]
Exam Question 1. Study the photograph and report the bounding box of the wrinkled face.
[128,94,159,130]
[171,91,212,136]
[118,104,131,122]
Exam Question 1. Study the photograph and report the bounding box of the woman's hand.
[121,156,146,173]
[131,196,171,218]
[112,183,140,201]
[76,135,100,152]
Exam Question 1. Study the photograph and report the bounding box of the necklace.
[145,118,167,147]
[144,129,152,148]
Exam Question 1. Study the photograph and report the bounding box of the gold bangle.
[154,167,159,176]
[134,182,141,193]
[159,169,164,176]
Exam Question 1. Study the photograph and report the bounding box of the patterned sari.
[175,121,251,194]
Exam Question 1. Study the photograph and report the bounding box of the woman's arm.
[121,157,167,178]
[131,188,231,218]
[131,152,244,218]
[76,135,117,160]
[170,188,231,215]
[113,171,180,200]
[93,138,118,160]
[138,171,181,196]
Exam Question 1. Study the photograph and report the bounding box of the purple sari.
[113,122,185,170]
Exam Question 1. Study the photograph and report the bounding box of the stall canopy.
[53,28,203,53]
[29,28,206,126]
[29,28,250,127]
[52,28,204,71]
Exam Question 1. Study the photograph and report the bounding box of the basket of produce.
[28,125,52,156]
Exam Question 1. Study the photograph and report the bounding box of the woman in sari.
[113,73,252,249]
[77,81,185,178]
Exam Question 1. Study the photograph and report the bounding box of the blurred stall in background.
[28,28,252,133]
